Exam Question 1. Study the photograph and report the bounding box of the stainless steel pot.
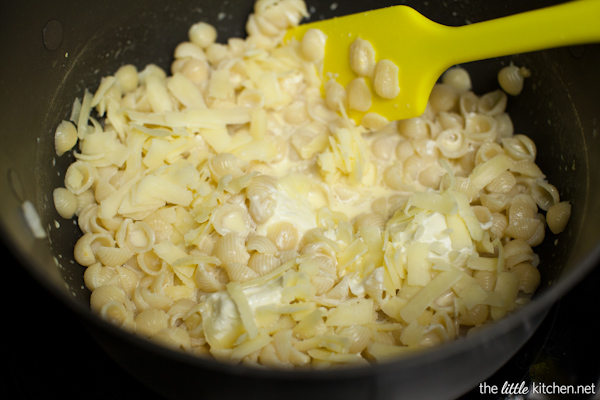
[1,1,598,399]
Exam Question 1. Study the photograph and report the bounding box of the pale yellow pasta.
[54,120,79,157]
[442,67,472,93]
[349,37,376,78]
[498,64,531,96]
[546,201,571,234]
[373,59,400,99]
[52,0,572,368]
[346,77,372,112]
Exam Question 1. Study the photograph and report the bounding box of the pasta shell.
[458,91,478,116]
[464,113,497,143]
[143,209,174,243]
[442,67,472,93]
[436,128,469,159]
[137,251,167,276]
[371,134,397,160]
[267,221,300,251]
[498,64,531,96]
[488,212,508,240]
[246,234,279,254]
[65,160,95,195]
[353,213,386,231]
[530,182,560,211]
[510,160,545,179]
[480,192,510,213]
[135,308,169,337]
[477,90,507,116]
[437,112,464,130]
[74,232,115,266]
[508,194,537,222]
[494,113,514,139]
[336,324,372,354]
[209,153,247,182]
[248,253,282,276]
[211,203,253,237]
[54,120,78,157]
[84,263,118,291]
[95,246,134,268]
[53,187,78,219]
[246,175,277,224]
[510,262,540,294]
[395,139,416,161]
[473,270,497,292]
[212,233,251,265]
[194,264,228,292]
[90,284,128,313]
[546,201,571,234]
[397,117,430,140]
[502,134,537,161]
[428,83,459,114]
[225,262,260,283]
[474,142,504,166]
[99,301,135,330]
[505,218,544,246]
[459,304,489,326]
[485,171,516,194]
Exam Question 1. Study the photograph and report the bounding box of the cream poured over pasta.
[53,0,572,367]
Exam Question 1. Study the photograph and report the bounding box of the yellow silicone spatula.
[285,0,600,123]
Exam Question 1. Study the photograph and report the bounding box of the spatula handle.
[442,0,600,66]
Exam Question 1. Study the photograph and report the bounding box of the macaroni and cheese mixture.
[53,0,571,368]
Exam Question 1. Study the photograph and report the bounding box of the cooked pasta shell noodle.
[53,187,78,219]
[434,290,455,308]
[488,213,508,240]
[473,270,497,292]
[480,192,510,213]
[477,90,507,116]
[418,163,446,189]
[152,327,192,351]
[209,153,247,182]
[99,301,135,330]
[474,142,504,166]
[115,266,139,296]
[225,262,260,282]
[428,83,458,113]
[74,232,114,266]
[458,91,478,116]
[78,204,110,235]
[530,181,560,211]
[54,120,78,156]
[173,41,206,61]
[546,201,571,234]
[247,175,277,224]
[498,64,530,96]
[371,134,397,161]
[510,262,540,294]
[485,171,516,194]
[125,221,156,254]
[248,253,282,276]
[494,113,514,139]
[471,206,493,229]
[211,203,253,237]
[276,249,300,264]
[194,264,228,292]
[501,134,537,161]
[84,263,118,291]
[459,304,489,326]
[451,177,480,202]
[436,128,469,159]
[75,189,96,216]
[143,210,174,243]
[212,232,251,264]
[96,246,134,268]
[397,117,430,140]
[402,155,428,189]
[137,251,167,276]
[508,194,537,221]
[464,113,497,143]
[267,222,300,251]
[395,139,415,161]
[65,160,95,195]
[90,284,128,312]
[246,234,279,254]
[337,324,372,353]
[509,161,545,180]
[437,112,464,130]
[133,285,174,311]
[135,308,169,337]
[442,67,472,93]
[353,213,386,231]
[504,218,544,246]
